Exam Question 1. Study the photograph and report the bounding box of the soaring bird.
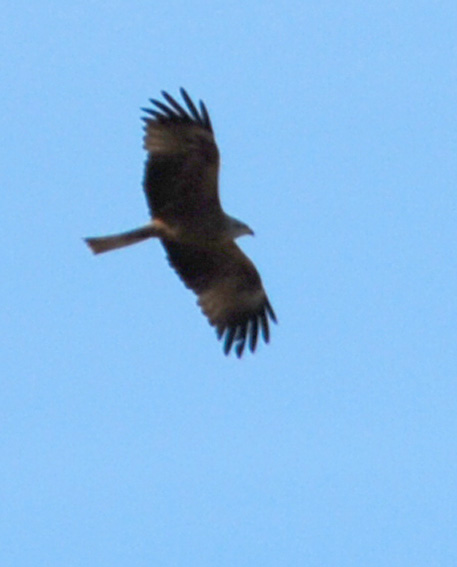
[85,89,276,357]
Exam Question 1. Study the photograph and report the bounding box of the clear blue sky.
[2,2,456,565]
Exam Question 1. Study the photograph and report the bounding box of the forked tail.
[84,224,160,254]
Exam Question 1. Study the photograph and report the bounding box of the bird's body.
[85,89,276,357]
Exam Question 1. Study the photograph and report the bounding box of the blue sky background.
[2,2,457,565]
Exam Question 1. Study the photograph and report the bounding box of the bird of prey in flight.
[85,88,276,357]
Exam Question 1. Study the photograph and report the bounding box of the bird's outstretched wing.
[162,240,277,357]
[142,88,221,230]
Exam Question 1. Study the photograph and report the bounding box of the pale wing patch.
[143,123,215,155]
[198,282,266,326]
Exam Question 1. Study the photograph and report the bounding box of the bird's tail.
[84,224,160,254]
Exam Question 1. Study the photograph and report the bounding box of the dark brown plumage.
[85,89,276,357]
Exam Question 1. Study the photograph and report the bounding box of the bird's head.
[227,215,255,239]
